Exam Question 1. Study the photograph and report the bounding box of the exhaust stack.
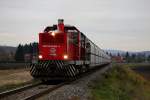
[58,19,64,32]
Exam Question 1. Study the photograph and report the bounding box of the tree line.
[15,42,38,62]
[15,44,150,63]
[124,52,150,63]
[108,52,150,63]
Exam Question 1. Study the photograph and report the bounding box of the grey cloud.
[0,0,150,51]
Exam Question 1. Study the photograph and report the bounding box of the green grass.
[117,63,150,68]
[90,64,150,100]
[0,79,39,93]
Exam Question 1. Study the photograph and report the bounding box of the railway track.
[0,64,110,100]
[0,81,66,100]
[0,82,41,100]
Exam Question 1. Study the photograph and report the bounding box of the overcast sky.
[0,0,150,51]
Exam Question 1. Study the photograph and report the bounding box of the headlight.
[38,55,43,59]
[63,55,68,59]
[51,32,55,36]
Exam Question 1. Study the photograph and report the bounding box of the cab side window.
[68,30,78,46]
[81,33,85,48]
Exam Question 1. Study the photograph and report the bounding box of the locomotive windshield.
[41,33,64,45]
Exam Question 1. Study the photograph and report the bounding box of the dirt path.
[0,68,33,87]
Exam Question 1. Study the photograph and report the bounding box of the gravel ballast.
[38,64,111,100]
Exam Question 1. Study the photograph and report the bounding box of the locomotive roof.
[44,25,79,32]
[43,25,110,58]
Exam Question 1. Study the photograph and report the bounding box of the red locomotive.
[30,19,111,81]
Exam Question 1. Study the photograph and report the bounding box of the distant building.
[24,53,32,62]
[0,46,16,62]
[24,53,38,63]
[0,52,15,62]
[111,56,124,63]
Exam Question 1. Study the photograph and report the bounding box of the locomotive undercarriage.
[30,60,87,81]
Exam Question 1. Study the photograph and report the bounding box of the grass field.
[0,68,35,92]
[90,63,150,100]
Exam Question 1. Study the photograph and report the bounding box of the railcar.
[30,19,111,81]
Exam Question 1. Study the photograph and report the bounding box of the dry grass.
[0,68,34,92]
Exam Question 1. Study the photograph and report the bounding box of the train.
[30,19,111,81]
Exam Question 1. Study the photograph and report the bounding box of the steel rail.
[23,64,111,100]
[23,82,67,100]
[0,82,41,98]
[0,64,110,100]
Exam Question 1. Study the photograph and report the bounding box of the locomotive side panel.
[67,30,80,60]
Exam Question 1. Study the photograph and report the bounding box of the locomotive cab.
[38,19,80,61]
[39,31,67,60]
[38,19,68,61]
